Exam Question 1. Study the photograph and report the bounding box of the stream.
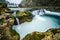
[11,8,60,40]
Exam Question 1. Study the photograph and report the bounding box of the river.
[10,8,60,40]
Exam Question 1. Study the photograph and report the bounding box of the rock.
[16,10,33,24]
[0,3,10,13]
[0,3,20,40]
[0,3,7,8]
[0,27,20,40]
[19,0,60,7]
[0,12,20,40]
[22,28,60,40]
[45,8,60,12]
[0,13,14,27]
[0,13,20,40]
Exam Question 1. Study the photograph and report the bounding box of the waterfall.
[32,9,60,16]
[12,11,16,17]
[16,18,19,24]
[31,9,45,16]
[12,11,19,25]
[44,9,60,16]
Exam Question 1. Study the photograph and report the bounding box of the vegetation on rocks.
[19,0,60,12]
[20,0,60,7]
[22,28,60,40]
[0,3,10,13]
[0,3,20,40]
[16,10,33,24]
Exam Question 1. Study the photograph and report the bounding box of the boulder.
[16,10,33,24]
[23,28,60,40]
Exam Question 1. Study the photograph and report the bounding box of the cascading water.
[32,9,45,16]
[44,9,60,16]
[12,11,19,25]
[16,18,19,25]
[12,9,60,40]
[12,11,16,17]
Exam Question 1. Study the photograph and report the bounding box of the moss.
[0,13,20,40]
[22,32,45,40]
[16,10,33,24]
[0,4,20,40]
[10,27,20,40]
[0,27,20,40]
[23,28,60,40]
[0,2,7,8]
[0,3,10,13]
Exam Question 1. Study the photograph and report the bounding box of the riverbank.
[0,3,20,40]
[23,28,60,40]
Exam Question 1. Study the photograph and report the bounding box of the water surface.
[12,9,60,40]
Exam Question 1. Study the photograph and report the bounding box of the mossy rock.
[23,28,60,40]
[0,9,20,40]
[0,3,20,40]
[0,27,20,40]
[0,3,7,8]
[0,13,20,40]
[0,3,10,13]
[22,32,45,40]
[16,10,33,24]
[0,13,14,27]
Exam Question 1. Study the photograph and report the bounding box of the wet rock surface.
[22,28,60,40]
[16,10,33,24]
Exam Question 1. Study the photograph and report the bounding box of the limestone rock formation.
[0,3,10,13]
[0,3,20,40]
[16,10,33,24]
[22,28,60,40]
[19,0,60,7]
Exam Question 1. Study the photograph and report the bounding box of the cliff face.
[0,3,20,40]
[22,28,60,40]
[0,0,6,3]
[19,0,60,12]
[19,0,60,7]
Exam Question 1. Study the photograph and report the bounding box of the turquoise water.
[12,9,60,40]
